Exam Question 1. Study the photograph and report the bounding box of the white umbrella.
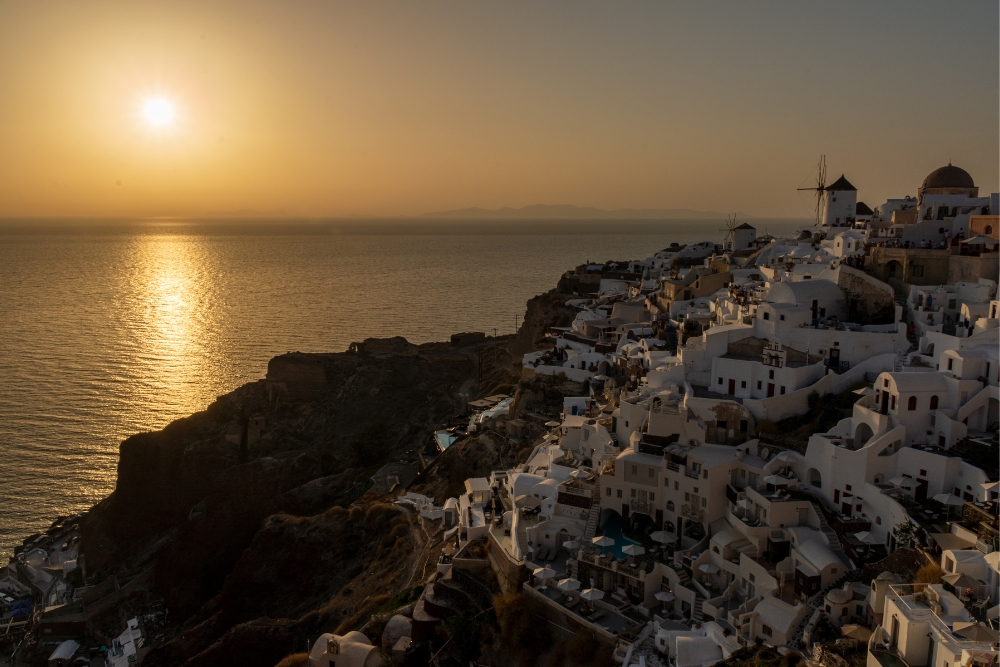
[932,493,965,506]
[762,475,788,486]
[698,563,719,574]
[580,588,605,601]
[774,451,798,463]
[545,420,561,428]
[889,476,914,488]
[563,539,580,550]
[516,495,542,508]
[533,566,556,580]
[961,235,998,245]
[853,387,875,396]
[593,374,609,381]
[654,591,676,602]
[622,544,646,556]
[592,536,615,548]
[557,578,581,592]
[854,531,881,545]
[649,530,670,543]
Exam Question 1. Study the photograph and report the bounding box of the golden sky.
[1,1,997,218]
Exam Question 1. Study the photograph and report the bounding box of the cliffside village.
[310,165,1000,667]
[3,164,999,667]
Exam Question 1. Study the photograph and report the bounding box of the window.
[757,381,762,390]
[883,379,889,388]
[648,468,655,478]
[779,314,785,321]
[890,395,896,410]
[631,489,636,498]
[876,516,881,525]
[831,568,838,575]
[667,501,675,511]
[693,487,698,494]
[763,312,770,320]
[948,299,956,310]
[674,481,679,490]
[606,487,611,496]
[780,386,786,395]
[741,381,746,388]
[718,377,723,385]
[749,573,755,582]
[907,396,917,411]
[631,465,637,475]
[713,546,720,554]
[920,469,926,477]
[769,370,774,380]
[617,489,622,498]
[685,492,690,501]
[845,484,852,491]
[702,498,707,507]
[911,265,924,277]
[930,395,939,409]
[947,358,953,371]
[717,420,727,428]
[740,420,748,433]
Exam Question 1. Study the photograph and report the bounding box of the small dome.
[922,164,975,190]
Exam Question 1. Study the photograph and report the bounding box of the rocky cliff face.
[75,290,575,666]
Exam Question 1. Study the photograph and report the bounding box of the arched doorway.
[807,468,822,488]
[854,422,874,446]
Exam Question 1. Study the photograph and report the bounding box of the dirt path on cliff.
[398,507,442,589]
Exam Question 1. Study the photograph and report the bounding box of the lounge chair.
[589,610,606,622]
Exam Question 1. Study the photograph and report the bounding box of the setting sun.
[143,97,175,127]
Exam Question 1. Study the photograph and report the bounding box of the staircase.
[584,477,602,541]
[811,502,853,569]
[894,351,907,372]
[674,564,706,625]
[788,574,850,648]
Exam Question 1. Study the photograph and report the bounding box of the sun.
[143,98,175,126]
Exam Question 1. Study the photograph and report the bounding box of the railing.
[630,500,651,514]
[666,462,680,473]
[684,468,700,479]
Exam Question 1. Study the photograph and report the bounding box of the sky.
[0,1,997,219]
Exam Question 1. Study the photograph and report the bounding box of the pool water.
[597,511,642,559]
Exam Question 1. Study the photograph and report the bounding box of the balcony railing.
[630,500,651,514]
[684,468,700,479]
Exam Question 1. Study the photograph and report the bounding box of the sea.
[0,217,806,559]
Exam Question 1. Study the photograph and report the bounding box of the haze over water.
[0,218,804,558]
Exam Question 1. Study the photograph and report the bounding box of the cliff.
[73,290,573,666]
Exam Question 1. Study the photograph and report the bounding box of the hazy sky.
[1,1,997,218]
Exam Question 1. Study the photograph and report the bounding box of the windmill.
[719,214,739,250]
[797,155,827,226]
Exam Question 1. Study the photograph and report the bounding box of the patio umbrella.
[854,531,881,545]
[933,493,965,519]
[697,563,719,574]
[654,591,676,602]
[841,625,872,642]
[545,420,561,428]
[961,236,998,246]
[580,588,605,601]
[953,623,999,642]
[563,539,580,550]
[762,475,788,486]
[649,531,671,543]
[853,387,876,396]
[774,451,798,463]
[889,476,914,488]
[942,573,982,589]
[533,566,556,580]
[622,544,646,557]
[592,536,615,548]
[557,578,581,592]
[516,495,541,508]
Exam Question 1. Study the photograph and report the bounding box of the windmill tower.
[797,155,827,226]
[720,214,739,251]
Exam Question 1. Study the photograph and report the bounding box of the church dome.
[922,164,975,190]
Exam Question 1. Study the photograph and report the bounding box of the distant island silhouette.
[421,204,750,220]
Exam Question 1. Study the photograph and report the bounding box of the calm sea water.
[0,218,804,558]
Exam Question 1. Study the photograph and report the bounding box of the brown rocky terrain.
[71,287,579,666]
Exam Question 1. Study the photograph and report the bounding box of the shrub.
[913,564,944,584]
[807,391,821,410]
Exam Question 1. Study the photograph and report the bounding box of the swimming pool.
[597,511,641,559]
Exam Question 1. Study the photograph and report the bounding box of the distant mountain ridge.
[422,204,749,220]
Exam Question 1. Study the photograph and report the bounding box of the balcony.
[684,468,700,479]
[630,500,651,514]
